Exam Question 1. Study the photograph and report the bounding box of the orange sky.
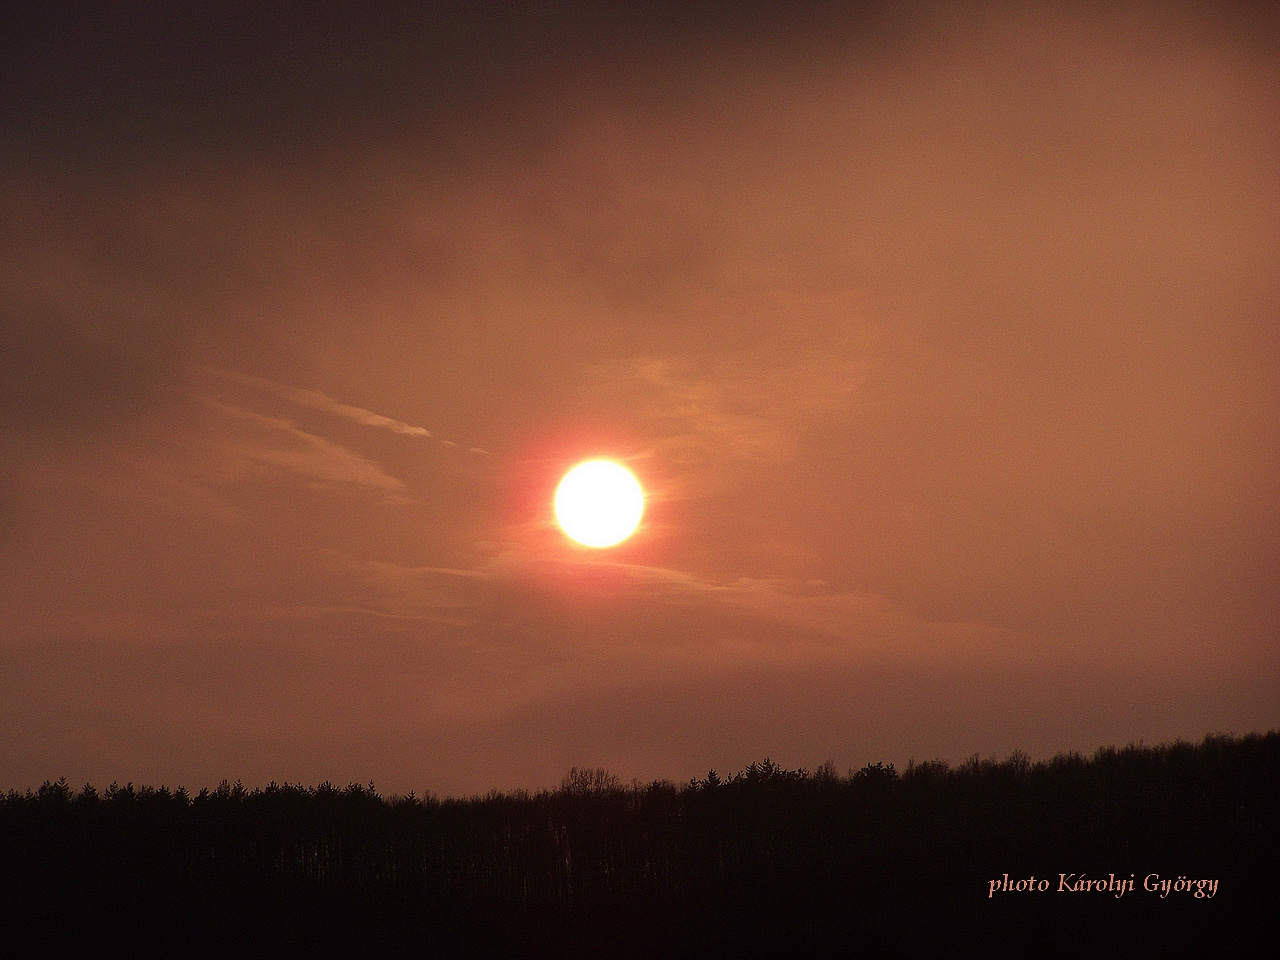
[2,1,1277,796]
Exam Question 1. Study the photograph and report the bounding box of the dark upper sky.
[2,0,1277,796]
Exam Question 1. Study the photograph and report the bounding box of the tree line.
[2,732,1276,957]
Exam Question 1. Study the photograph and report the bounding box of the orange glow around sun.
[554,460,644,548]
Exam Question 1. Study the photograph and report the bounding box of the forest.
[2,732,1276,957]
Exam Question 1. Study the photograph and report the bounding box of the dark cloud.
[1,0,892,169]
[5,0,1276,168]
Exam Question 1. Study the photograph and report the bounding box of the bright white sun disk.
[554,460,644,548]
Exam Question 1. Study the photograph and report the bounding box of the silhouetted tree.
[2,732,1276,957]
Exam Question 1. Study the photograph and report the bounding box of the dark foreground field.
[3,732,1276,958]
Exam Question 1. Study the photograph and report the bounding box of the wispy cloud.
[203,400,411,500]
[594,342,872,466]
[202,367,491,455]
[338,554,488,583]
[480,546,1015,663]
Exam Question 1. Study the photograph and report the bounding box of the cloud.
[421,544,1022,667]
[203,400,410,500]
[594,342,872,467]
[203,368,492,455]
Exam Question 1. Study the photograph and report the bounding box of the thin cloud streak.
[202,399,410,499]
[203,367,492,455]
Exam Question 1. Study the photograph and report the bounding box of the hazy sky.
[3,1,1277,796]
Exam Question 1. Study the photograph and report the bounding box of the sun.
[554,460,644,548]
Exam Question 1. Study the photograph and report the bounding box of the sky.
[2,0,1277,797]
